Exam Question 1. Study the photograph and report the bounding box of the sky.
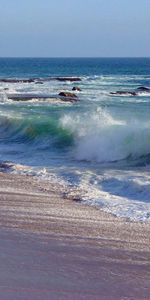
[0,0,150,57]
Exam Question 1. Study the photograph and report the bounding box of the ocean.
[0,57,150,221]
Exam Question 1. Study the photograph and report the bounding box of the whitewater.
[0,57,150,221]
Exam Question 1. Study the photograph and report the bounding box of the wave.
[0,115,74,150]
[1,107,150,166]
[61,108,150,164]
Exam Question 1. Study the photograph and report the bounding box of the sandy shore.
[0,172,150,300]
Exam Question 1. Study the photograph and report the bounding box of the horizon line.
[0,56,150,59]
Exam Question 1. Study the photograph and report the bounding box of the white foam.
[61,108,150,163]
[65,168,150,222]
[2,160,150,222]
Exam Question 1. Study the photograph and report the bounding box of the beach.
[0,57,150,299]
[0,172,150,300]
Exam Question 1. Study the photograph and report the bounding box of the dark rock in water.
[35,81,43,84]
[136,86,150,92]
[59,92,78,98]
[7,93,51,101]
[7,92,78,103]
[58,92,78,102]
[26,79,34,83]
[0,79,15,83]
[0,77,82,84]
[39,77,81,82]
[72,86,81,91]
[110,86,150,96]
[0,162,13,172]
[0,78,34,83]
[110,91,137,96]
[4,88,9,91]
[130,92,137,96]
[54,77,81,82]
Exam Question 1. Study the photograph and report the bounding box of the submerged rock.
[35,81,43,84]
[72,86,81,91]
[7,93,48,101]
[136,86,150,92]
[54,77,81,82]
[110,91,137,96]
[59,92,78,98]
[0,162,13,172]
[0,78,34,83]
[110,86,150,96]
[7,92,78,103]
[0,76,82,84]
[58,92,78,102]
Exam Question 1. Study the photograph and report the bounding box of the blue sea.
[0,57,150,221]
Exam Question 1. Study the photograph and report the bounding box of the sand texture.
[0,172,150,300]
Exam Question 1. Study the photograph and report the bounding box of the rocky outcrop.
[72,86,81,91]
[59,91,77,97]
[110,86,150,96]
[0,77,82,84]
[58,92,77,98]
[35,81,43,84]
[110,91,137,96]
[7,94,49,101]
[136,86,150,92]
[7,92,78,103]
[58,92,78,102]
[54,77,81,82]
[0,79,34,83]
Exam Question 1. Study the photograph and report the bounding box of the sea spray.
[61,107,150,163]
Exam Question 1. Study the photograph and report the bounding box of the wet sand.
[0,172,150,300]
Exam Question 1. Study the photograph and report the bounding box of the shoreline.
[0,172,150,299]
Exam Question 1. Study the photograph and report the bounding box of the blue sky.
[0,0,150,57]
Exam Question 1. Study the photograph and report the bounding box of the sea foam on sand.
[0,172,149,300]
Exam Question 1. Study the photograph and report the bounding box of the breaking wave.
[61,108,150,164]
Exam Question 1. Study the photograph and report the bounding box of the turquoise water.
[0,58,150,221]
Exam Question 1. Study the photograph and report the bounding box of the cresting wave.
[61,108,150,164]
[0,115,73,149]
[1,107,150,166]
